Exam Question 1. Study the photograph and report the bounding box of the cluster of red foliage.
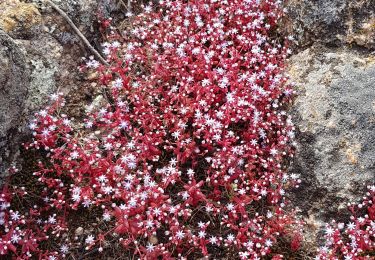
[0,0,307,259]
[316,186,375,260]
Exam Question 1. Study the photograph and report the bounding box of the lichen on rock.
[0,0,41,34]
[286,0,375,247]
[286,0,375,49]
[289,46,375,213]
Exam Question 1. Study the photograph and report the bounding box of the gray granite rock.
[0,30,30,172]
[285,0,375,246]
[288,47,375,241]
[285,0,375,49]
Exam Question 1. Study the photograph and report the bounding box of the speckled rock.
[285,0,375,49]
[34,0,100,36]
[16,34,63,113]
[285,0,375,246]
[0,0,42,35]
[289,46,375,249]
[288,46,375,241]
[0,30,30,172]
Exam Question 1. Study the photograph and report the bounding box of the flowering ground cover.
[0,0,373,259]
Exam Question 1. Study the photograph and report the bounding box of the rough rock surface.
[0,30,30,173]
[286,0,375,49]
[286,0,375,245]
[288,46,375,240]
[0,0,41,34]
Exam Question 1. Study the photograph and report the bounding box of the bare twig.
[118,0,129,11]
[118,0,132,13]
[44,0,109,66]
[44,0,115,108]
